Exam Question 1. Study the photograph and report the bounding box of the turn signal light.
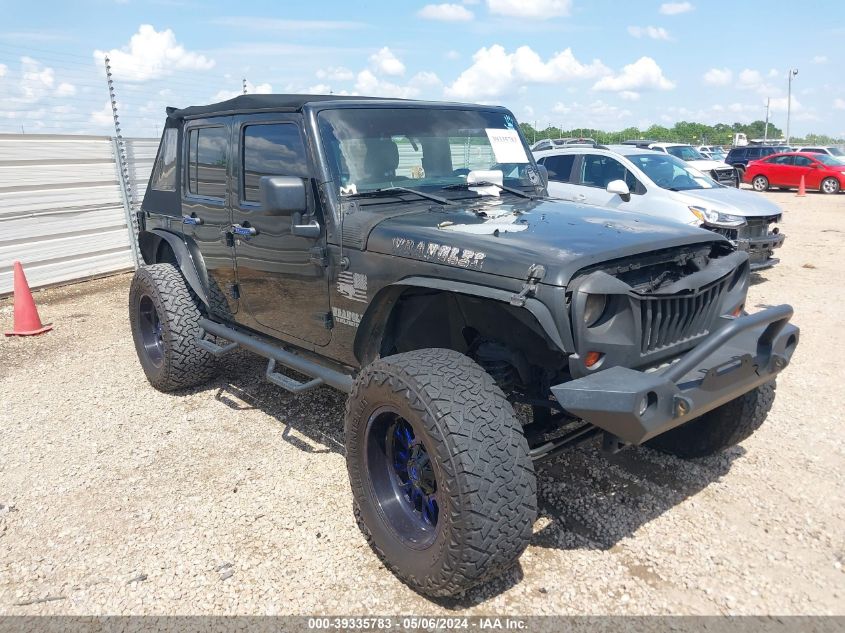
[584,351,603,368]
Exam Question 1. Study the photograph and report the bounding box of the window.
[794,156,814,167]
[534,142,552,151]
[543,154,575,183]
[242,124,309,202]
[767,155,793,165]
[578,154,642,192]
[748,148,764,158]
[187,126,228,198]
[151,128,177,191]
[803,148,823,153]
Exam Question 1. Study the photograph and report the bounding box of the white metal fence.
[0,134,157,296]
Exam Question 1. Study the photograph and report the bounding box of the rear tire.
[752,175,769,192]
[345,348,536,597]
[821,177,840,194]
[646,382,776,459]
[129,263,217,392]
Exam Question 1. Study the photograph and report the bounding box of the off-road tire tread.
[129,263,217,391]
[647,381,776,458]
[345,348,536,597]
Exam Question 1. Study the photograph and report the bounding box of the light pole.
[764,97,770,142]
[786,68,798,145]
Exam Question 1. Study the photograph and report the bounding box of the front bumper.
[736,232,786,270]
[551,305,798,445]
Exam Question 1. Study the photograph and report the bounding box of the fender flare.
[353,276,568,365]
[147,228,210,306]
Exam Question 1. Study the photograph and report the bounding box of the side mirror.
[606,179,631,201]
[259,176,306,216]
[536,164,549,189]
[259,175,320,239]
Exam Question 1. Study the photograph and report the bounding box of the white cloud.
[811,55,828,64]
[90,100,115,126]
[369,47,405,76]
[411,71,442,87]
[768,68,779,78]
[486,0,572,19]
[0,63,7,77]
[703,67,732,86]
[355,69,419,98]
[445,50,461,60]
[835,98,845,110]
[737,68,762,87]
[418,3,474,21]
[444,44,608,100]
[627,25,671,40]
[769,95,802,113]
[659,1,693,15]
[316,66,354,81]
[620,91,640,101]
[552,99,633,127]
[20,56,55,101]
[593,57,674,93]
[55,82,77,96]
[209,17,366,31]
[211,80,272,102]
[94,24,215,82]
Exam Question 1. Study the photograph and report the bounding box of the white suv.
[534,144,785,270]
[796,146,845,162]
[649,143,737,186]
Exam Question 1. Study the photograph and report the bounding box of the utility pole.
[764,98,770,142]
[786,68,798,145]
[533,120,537,144]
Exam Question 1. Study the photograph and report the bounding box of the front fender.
[353,276,568,365]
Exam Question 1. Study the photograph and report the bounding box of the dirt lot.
[1,189,843,616]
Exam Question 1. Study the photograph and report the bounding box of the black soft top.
[167,94,403,120]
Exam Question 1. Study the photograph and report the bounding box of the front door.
[230,114,332,346]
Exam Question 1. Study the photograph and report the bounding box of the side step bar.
[197,318,354,394]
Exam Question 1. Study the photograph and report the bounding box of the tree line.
[518,120,843,147]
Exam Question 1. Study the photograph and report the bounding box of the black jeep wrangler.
[130,94,799,597]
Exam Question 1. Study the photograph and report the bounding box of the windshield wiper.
[347,186,458,206]
[441,181,533,199]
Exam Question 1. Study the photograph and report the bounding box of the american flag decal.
[336,271,368,303]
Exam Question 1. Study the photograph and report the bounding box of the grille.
[743,218,770,239]
[638,276,730,354]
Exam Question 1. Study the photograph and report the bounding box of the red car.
[744,151,845,194]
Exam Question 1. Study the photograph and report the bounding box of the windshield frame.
[310,102,540,211]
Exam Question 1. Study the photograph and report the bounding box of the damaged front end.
[551,243,799,445]
[704,214,785,271]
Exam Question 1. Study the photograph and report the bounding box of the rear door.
[181,118,239,319]
[230,114,332,346]
[764,155,793,185]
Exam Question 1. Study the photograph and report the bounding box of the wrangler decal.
[392,237,486,270]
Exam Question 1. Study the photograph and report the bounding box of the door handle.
[182,214,203,225]
[232,224,257,237]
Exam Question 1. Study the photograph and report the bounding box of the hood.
[366,197,728,287]
[674,186,784,218]
[688,159,732,171]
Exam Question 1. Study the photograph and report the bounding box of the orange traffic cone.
[797,175,806,197]
[4,261,52,336]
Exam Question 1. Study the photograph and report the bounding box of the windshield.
[827,147,845,157]
[317,108,537,201]
[665,145,706,161]
[629,153,720,190]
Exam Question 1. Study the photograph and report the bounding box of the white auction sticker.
[485,128,529,164]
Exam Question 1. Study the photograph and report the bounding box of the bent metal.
[129,94,799,598]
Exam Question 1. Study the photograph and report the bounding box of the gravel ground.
[1,189,843,616]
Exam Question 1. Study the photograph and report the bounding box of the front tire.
[129,263,217,392]
[752,175,769,192]
[345,348,536,597]
[647,382,776,458]
[821,177,840,194]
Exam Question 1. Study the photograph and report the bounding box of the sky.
[1,0,844,138]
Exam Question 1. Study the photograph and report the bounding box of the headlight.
[583,293,607,327]
[689,206,746,227]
